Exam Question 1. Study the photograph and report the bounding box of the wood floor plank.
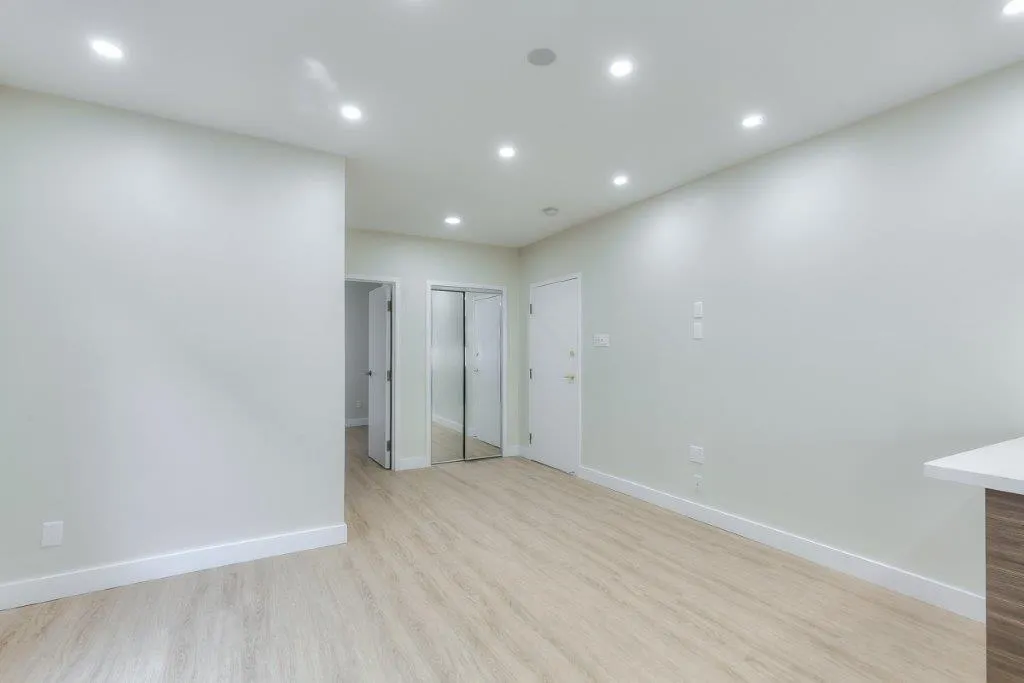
[0,427,984,682]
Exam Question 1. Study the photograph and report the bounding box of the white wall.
[0,87,348,598]
[430,290,465,429]
[345,281,378,423]
[520,62,1024,599]
[346,229,520,468]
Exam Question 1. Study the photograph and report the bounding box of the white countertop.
[925,437,1024,495]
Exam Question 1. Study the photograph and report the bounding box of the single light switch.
[593,334,611,348]
[693,301,704,319]
[693,321,704,340]
[689,445,705,464]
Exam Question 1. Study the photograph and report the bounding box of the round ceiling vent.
[527,49,557,67]
[542,207,560,217]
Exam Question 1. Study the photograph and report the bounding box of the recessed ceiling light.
[498,145,517,160]
[612,174,630,187]
[542,207,560,217]
[340,104,363,121]
[90,38,124,61]
[742,113,766,129]
[1005,0,1024,16]
[445,215,462,226]
[609,59,635,79]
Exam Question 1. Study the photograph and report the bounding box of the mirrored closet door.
[430,287,503,465]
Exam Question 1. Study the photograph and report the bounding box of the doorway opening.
[428,283,507,465]
[346,277,398,470]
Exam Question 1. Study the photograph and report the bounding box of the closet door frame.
[425,281,509,465]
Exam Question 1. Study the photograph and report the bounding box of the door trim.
[346,275,401,469]
[426,281,509,466]
[528,273,583,475]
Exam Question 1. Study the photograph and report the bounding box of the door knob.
[564,374,576,382]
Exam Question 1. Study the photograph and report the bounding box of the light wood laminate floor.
[0,428,984,682]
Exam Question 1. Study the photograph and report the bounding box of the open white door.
[368,285,392,469]
[468,294,502,448]
[528,277,580,474]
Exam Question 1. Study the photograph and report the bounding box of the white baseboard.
[431,415,463,432]
[577,467,984,622]
[395,456,430,471]
[345,417,369,427]
[0,523,347,613]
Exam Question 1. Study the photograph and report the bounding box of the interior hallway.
[0,429,984,682]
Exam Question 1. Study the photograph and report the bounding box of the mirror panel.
[465,293,503,459]
[430,290,465,464]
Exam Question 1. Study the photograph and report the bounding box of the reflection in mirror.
[430,290,465,464]
[465,292,502,459]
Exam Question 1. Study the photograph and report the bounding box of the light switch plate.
[689,445,705,464]
[593,334,610,348]
[692,321,704,340]
[693,301,704,318]
[41,521,63,548]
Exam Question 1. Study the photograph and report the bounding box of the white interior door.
[368,285,392,468]
[528,277,580,474]
[469,294,502,448]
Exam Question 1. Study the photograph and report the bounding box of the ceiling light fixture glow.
[742,113,766,129]
[1005,0,1024,15]
[90,38,124,61]
[612,174,630,187]
[498,145,517,159]
[609,59,635,79]
[340,104,363,121]
[445,215,462,226]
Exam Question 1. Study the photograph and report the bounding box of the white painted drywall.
[0,87,347,586]
[346,229,520,467]
[520,61,1024,597]
[345,281,378,422]
[430,290,465,429]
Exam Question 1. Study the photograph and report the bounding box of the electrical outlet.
[41,521,63,548]
[693,321,704,340]
[689,445,705,464]
[694,474,703,493]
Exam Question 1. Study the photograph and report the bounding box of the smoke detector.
[527,49,557,67]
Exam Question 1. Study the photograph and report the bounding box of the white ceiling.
[1,1,1023,247]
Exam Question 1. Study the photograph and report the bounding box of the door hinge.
[387,300,393,312]
[529,433,533,445]
[530,368,533,380]
[386,369,392,382]
[529,303,533,315]
[386,439,392,452]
